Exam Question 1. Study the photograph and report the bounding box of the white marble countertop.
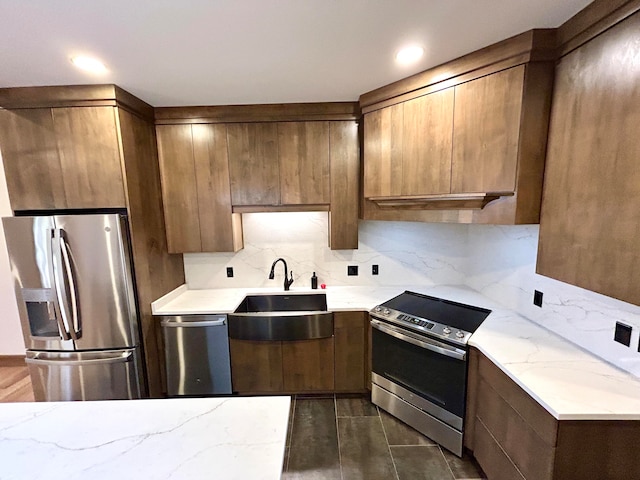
[0,396,290,480]
[152,284,640,421]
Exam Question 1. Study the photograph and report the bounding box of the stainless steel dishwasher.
[161,315,232,396]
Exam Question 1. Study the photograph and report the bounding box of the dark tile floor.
[282,394,486,480]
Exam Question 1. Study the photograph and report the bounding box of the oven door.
[371,317,467,427]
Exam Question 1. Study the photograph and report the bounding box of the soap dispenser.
[311,272,318,289]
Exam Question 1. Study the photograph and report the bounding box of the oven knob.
[374,306,382,312]
[456,331,465,339]
[443,327,451,335]
[383,308,391,315]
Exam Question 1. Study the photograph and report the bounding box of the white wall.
[465,224,640,378]
[184,212,468,289]
[0,152,26,354]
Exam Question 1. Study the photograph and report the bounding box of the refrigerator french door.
[2,213,146,401]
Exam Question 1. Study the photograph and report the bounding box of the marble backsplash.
[184,212,468,289]
[184,212,640,378]
[465,225,640,378]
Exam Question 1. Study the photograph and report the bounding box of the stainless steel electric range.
[369,291,491,456]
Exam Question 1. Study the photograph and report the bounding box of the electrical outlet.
[533,290,543,307]
[226,267,234,278]
[347,265,358,276]
[614,322,632,347]
[372,264,379,275]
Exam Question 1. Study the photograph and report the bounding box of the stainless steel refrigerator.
[2,213,146,401]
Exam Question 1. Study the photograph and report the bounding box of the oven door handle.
[371,319,466,361]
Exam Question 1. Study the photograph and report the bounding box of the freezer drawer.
[26,349,143,402]
[161,315,232,396]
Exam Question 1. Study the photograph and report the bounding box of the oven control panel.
[371,305,471,346]
[396,313,434,330]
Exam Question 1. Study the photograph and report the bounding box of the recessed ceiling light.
[70,56,107,73]
[395,46,424,64]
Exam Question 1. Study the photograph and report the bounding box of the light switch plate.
[226,267,234,278]
[347,265,358,276]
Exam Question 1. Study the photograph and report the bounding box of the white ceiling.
[0,0,592,107]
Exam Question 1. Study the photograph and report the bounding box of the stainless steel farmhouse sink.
[228,293,333,341]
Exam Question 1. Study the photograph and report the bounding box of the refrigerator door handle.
[59,230,81,339]
[52,229,77,341]
[26,350,134,366]
[48,228,71,341]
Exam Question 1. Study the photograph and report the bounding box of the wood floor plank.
[0,366,34,403]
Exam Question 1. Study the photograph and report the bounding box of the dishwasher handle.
[161,316,227,328]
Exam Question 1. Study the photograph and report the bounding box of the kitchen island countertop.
[152,284,640,422]
[0,396,290,480]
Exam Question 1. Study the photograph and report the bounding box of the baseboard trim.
[0,355,26,367]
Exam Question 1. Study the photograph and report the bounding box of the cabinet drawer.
[478,353,557,446]
[474,418,525,480]
[477,377,555,480]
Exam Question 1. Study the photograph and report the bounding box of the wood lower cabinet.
[334,311,367,392]
[156,123,242,253]
[467,348,640,480]
[0,106,126,210]
[537,10,640,306]
[230,311,369,394]
[229,339,284,393]
[282,337,334,392]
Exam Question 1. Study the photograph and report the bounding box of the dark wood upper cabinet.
[52,107,125,208]
[0,85,185,398]
[363,103,403,198]
[157,124,242,253]
[0,108,65,210]
[537,9,640,306]
[451,66,524,194]
[157,103,360,250]
[329,121,360,250]
[227,122,280,206]
[0,106,125,210]
[403,89,454,196]
[278,121,330,205]
[360,30,555,225]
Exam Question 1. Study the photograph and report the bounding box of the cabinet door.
[282,337,334,392]
[451,66,524,194]
[402,89,454,195]
[363,104,403,198]
[537,12,640,306]
[334,311,367,392]
[52,107,125,208]
[0,108,66,210]
[227,123,279,206]
[229,339,283,393]
[156,124,202,253]
[192,124,242,252]
[329,121,359,249]
[278,122,330,205]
